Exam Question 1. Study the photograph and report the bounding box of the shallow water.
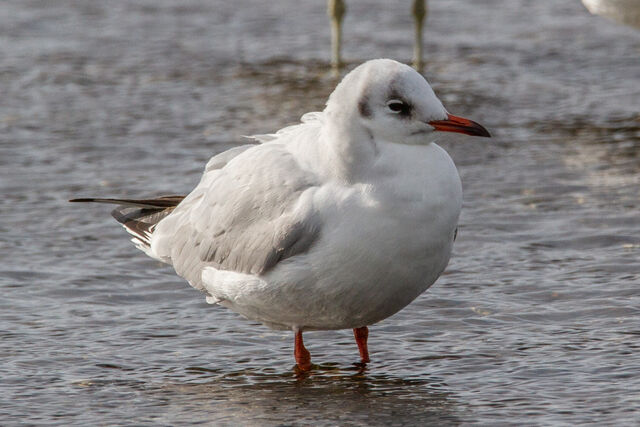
[1,0,639,425]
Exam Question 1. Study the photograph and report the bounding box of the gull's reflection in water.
[582,0,640,29]
[150,365,463,425]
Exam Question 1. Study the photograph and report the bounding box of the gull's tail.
[69,195,185,251]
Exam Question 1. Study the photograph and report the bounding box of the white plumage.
[72,59,490,369]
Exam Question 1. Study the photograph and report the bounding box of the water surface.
[1,0,639,425]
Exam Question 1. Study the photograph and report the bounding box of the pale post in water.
[328,0,346,69]
[412,0,427,70]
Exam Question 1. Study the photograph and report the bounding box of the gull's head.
[325,59,490,145]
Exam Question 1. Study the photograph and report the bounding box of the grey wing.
[150,144,321,292]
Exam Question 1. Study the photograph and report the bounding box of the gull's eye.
[386,99,411,116]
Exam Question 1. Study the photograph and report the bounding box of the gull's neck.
[320,109,378,183]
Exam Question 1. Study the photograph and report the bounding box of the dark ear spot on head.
[358,96,372,118]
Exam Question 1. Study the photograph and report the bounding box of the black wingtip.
[69,198,96,203]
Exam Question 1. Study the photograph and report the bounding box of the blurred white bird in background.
[581,0,640,29]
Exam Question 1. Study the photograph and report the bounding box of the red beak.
[428,114,491,138]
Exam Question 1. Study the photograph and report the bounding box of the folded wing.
[150,143,322,292]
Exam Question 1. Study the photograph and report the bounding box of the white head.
[325,59,490,146]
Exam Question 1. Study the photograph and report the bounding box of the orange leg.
[294,330,312,371]
[353,326,370,363]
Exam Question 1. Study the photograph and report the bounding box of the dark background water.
[1,0,639,425]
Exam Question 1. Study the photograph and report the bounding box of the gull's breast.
[226,143,463,331]
[269,143,463,329]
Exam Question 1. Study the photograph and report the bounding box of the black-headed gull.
[71,59,490,371]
